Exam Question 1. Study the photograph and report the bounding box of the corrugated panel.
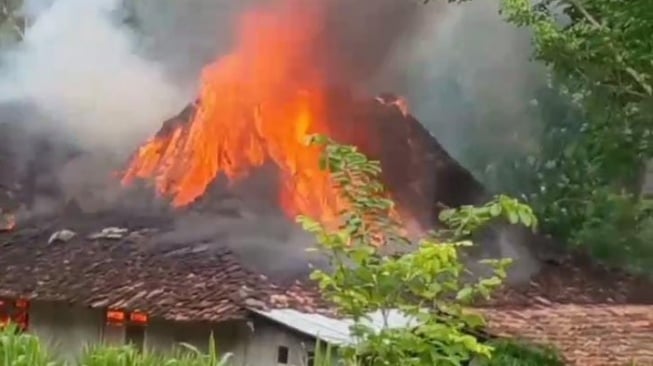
[252,308,416,345]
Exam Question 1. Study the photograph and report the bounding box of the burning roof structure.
[0,214,326,322]
[1,0,652,364]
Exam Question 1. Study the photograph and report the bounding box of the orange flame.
[121,0,411,229]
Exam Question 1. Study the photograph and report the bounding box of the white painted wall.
[244,317,316,366]
[28,300,104,364]
[144,318,249,362]
[27,301,318,366]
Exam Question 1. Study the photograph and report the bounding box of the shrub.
[299,135,537,366]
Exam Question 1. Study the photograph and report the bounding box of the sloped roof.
[256,306,653,366]
[487,254,653,307]
[482,304,653,366]
[1,211,652,366]
[0,212,327,322]
[482,255,653,365]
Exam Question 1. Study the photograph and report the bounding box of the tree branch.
[563,0,652,96]
[0,3,24,41]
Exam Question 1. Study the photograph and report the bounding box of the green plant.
[80,334,231,366]
[434,0,653,274]
[298,135,537,366]
[494,0,653,273]
[480,340,564,366]
[0,323,232,366]
[0,324,59,366]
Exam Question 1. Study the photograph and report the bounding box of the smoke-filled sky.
[0,0,543,161]
[0,0,546,283]
[0,0,185,156]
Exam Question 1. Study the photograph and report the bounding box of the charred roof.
[0,213,328,322]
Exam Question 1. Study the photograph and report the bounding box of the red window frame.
[0,298,30,331]
[106,309,149,326]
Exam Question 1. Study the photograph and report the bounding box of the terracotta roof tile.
[2,212,653,366]
[481,305,653,366]
[487,254,653,306]
[0,216,327,322]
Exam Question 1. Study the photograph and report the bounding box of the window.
[104,309,149,349]
[277,346,289,364]
[125,324,145,351]
[0,298,29,331]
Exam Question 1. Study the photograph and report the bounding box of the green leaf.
[489,203,502,217]
[507,211,519,224]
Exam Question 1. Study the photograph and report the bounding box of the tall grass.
[80,341,231,366]
[0,324,564,366]
[480,340,564,366]
[0,325,232,366]
[0,325,58,366]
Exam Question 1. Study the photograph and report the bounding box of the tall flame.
[122,0,350,223]
[121,0,423,233]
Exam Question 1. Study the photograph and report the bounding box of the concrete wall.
[28,300,104,364]
[243,317,316,366]
[27,300,317,366]
[144,318,249,363]
[143,317,316,366]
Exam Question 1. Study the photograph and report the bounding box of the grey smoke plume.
[130,0,543,168]
[0,0,185,155]
[0,0,542,165]
[0,0,545,283]
[379,1,546,167]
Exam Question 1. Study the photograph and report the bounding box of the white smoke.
[382,0,546,164]
[0,0,545,283]
[0,0,185,155]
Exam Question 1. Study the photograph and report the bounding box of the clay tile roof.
[488,254,653,306]
[2,212,653,365]
[481,305,653,366]
[477,255,653,365]
[0,214,327,322]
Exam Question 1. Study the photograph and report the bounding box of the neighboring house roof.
[253,308,354,344]
[257,306,653,366]
[1,213,652,365]
[482,304,653,366]
[488,254,653,306]
[0,213,326,322]
[252,308,418,345]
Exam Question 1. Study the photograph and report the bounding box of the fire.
[121,0,405,227]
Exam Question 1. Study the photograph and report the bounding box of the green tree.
[298,135,536,366]
[0,0,24,46]
[437,0,653,273]
[495,0,653,272]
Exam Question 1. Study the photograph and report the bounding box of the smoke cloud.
[0,0,542,169]
[129,0,543,171]
[0,0,545,282]
[0,0,184,155]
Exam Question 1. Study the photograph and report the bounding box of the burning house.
[0,0,652,365]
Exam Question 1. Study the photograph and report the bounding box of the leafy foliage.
[0,324,231,366]
[0,0,24,45]
[298,135,537,366]
[437,0,653,273]
[480,340,564,366]
[493,0,653,272]
[0,325,55,366]
[81,336,232,366]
